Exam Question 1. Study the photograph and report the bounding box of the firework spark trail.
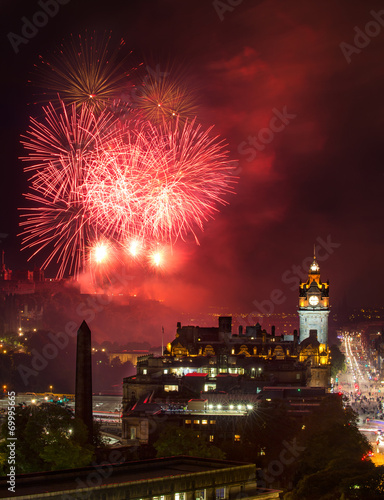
[21,101,120,177]
[20,185,90,279]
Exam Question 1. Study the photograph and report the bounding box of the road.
[338,332,384,465]
[0,393,123,443]
[0,393,122,412]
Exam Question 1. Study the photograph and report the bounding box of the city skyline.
[1,0,384,316]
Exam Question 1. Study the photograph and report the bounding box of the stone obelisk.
[75,320,93,444]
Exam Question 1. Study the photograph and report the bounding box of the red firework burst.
[19,101,121,278]
[20,111,235,278]
[81,118,235,245]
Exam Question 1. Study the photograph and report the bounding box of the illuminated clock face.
[309,295,319,306]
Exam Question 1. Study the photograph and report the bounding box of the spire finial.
[313,244,316,260]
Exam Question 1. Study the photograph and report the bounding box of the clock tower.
[298,250,330,344]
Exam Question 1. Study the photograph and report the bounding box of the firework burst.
[131,64,198,125]
[20,37,237,279]
[19,101,121,277]
[19,174,91,279]
[32,32,134,113]
[81,118,235,245]
[140,118,234,242]
[21,112,235,277]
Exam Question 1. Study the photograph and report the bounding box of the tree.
[330,344,346,379]
[0,403,94,474]
[217,399,301,468]
[154,425,225,459]
[284,395,372,499]
[284,459,384,500]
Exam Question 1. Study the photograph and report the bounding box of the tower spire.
[309,245,320,274]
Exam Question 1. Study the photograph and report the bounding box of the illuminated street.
[338,332,384,463]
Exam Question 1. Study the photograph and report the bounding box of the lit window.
[234,434,241,442]
[202,420,208,425]
[209,435,214,442]
[210,420,216,425]
[130,427,136,439]
[164,385,179,392]
[143,369,147,375]
[204,383,216,391]
[185,420,191,425]
[215,487,226,499]
[175,494,185,500]
[164,369,168,374]
[193,420,200,424]
[196,490,206,500]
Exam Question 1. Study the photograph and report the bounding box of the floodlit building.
[122,251,332,444]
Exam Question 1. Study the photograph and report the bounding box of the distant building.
[0,250,11,281]
[109,349,152,366]
[0,254,46,333]
[0,252,45,296]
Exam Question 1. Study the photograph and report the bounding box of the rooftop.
[0,456,263,499]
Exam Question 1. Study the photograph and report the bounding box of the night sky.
[1,0,384,318]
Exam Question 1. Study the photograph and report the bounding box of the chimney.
[293,329,298,345]
[219,316,232,334]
